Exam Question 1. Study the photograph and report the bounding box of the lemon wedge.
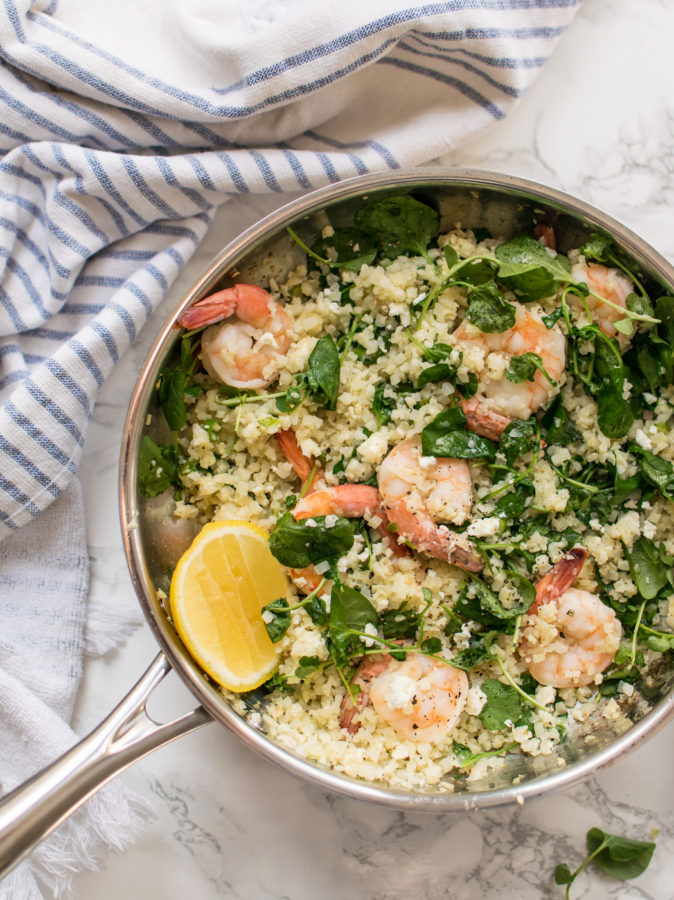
[169,520,288,691]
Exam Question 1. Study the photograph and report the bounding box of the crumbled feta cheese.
[643,521,656,540]
[466,517,500,537]
[362,622,380,648]
[634,427,653,451]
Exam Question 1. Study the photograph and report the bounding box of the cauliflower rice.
[148,196,674,792]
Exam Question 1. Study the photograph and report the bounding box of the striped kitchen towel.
[0,0,582,895]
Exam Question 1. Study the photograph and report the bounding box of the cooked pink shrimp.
[290,484,401,594]
[275,428,324,494]
[378,436,483,572]
[452,302,566,440]
[339,652,468,741]
[519,548,622,688]
[177,284,293,390]
[570,260,634,343]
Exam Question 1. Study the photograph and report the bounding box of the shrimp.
[378,436,483,573]
[570,260,635,343]
[451,301,566,439]
[289,484,400,594]
[275,428,324,494]
[176,284,293,390]
[519,548,622,688]
[339,652,469,741]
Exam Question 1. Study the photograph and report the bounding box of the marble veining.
[69,0,674,896]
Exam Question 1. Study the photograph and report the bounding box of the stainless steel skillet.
[1,169,673,878]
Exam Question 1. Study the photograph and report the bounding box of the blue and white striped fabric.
[0,0,583,539]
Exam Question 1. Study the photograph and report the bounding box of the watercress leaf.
[380,602,422,640]
[630,445,674,499]
[624,536,668,600]
[354,194,440,259]
[454,584,504,629]
[295,655,321,679]
[421,636,442,653]
[269,513,355,568]
[373,380,397,428]
[465,280,516,333]
[422,341,455,363]
[444,245,459,268]
[626,291,655,321]
[580,231,614,263]
[308,334,340,409]
[449,632,496,670]
[495,234,571,302]
[478,679,524,730]
[470,575,530,620]
[554,864,573,885]
[421,407,497,460]
[586,828,656,882]
[506,353,541,383]
[453,256,499,286]
[499,418,539,467]
[655,295,674,347]
[262,598,291,643]
[305,594,328,626]
[596,368,634,439]
[333,583,378,632]
[311,226,377,271]
[138,435,177,498]
[542,307,564,329]
[417,362,453,389]
[541,394,581,446]
[494,478,534,519]
[158,366,187,431]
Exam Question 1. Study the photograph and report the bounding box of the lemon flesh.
[169,521,288,691]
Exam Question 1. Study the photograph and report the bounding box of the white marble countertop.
[71,1,674,896]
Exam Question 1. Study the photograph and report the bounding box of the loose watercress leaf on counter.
[354,194,440,259]
[587,828,656,882]
[311,226,376,271]
[465,280,516,333]
[269,513,355,568]
[421,407,497,460]
[138,435,177,498]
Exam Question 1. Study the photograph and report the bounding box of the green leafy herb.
[449,632,496,670]
[478,679,528,730]
[421,407,497,460]
[311,226,377,271]
[262,597,291,643]
[499,418,539,468]
[328,583,378,664]
[295,656,321,679]
[380,602,424,640]
[465,280,516,333]
[542,395,581,446]
[469,574,533,622]
[506,352,557,386]
[452,739,519,768]
[138,435,177,498]
[495,234,571,302]
[624,536,669,600]
[268,513,355,569]
[373,380,397,428]
[308,334,341,410]
[157,366,187,431]
[554,827,656,899]
[630,445,674,499]
[354,194,440,260]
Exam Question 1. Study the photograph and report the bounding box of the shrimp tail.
[384,501,483,573]
[339,688,370,735]
[460,395,511,442]
[534,223,557,252]
[533,546,588,609]
[176,287,240,330]
[276,428,323,493]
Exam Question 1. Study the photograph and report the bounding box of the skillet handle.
[0,652,211,878]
